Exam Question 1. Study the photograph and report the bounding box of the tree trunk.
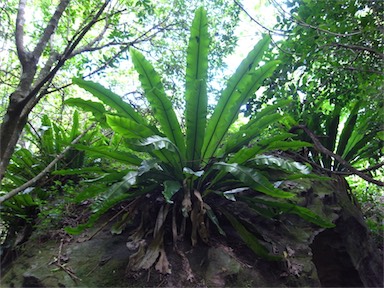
[0,0,109,183]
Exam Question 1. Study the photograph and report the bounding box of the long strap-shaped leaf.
[130,48,186,158]
[106,114,155,139]
[335,101,360,161]
[185,7,209,168]
[73,78,145,124]
[201,35,273,161]
[74,144,142,166]
[213,162,294,198]
[222,113,283,155]
[229,133,297,164]
[65,98,107,126]
[323,103,342,169]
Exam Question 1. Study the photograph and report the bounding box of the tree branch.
[33,0,71,60]
[22,1,111,111]
[15,0,29,67]
[342,66,384,75]
[269,0,364,38]
[290,125,384,186]
[70,17,109,57]
[0,124,96,204]
[287,151,384,177]
[327,42,384,59]
[295,19,363,37]
[233,0,287,36]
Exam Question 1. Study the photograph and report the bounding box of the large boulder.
[1,177,382,287]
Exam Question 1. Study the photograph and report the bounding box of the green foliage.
[249,0,383,173]
[0,111,98,246]
[66,7,334,269]
[349,177,384,243]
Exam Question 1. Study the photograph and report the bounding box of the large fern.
[66,7,335,269]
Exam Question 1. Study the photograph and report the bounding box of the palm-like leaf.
[73,78,145,124]
[223,113,284,155]
[130,49,186,158]
[323,104,342,168]
[185,7,209,168]
[335,101,360,158]
[229,133,297,164]
[213,162,294,198]
[65,98,107,124]
[243,197,335,228]
[202,35,276,161]
[73,144,142,166]
[106,114,156,139]
[251,155,311,174]
[221,209,280,260]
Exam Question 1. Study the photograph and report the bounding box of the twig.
[0,123,96,204]
[58,238,64,265]
[290,125,384,186]
[49,238,81,283]
[85,199,138,241]
[269,0,364,38]
[233,0,286,36]
[326,42,384,59]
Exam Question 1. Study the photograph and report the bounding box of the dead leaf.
[127,240,147,271]
[182,186,192,217]
[155,248,171,274]
[176,247,195,282]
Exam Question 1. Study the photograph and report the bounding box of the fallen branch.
[0,124,96,204]
[48,238,81,283]
[290,125,384,186]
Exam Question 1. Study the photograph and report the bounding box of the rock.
[205,246,240,287]
[22,274,45,288]
[1,176,382,287]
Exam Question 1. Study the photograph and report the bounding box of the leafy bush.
[63,7,334,272]
[0,111,98,250]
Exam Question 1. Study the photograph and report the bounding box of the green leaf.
[221,209,280,260]
[66,170,148,235]
[202,35,276,160]
[325,104,342,152]
[230,133,296,164]
[74,144,142,166]
[70,110,80,140]
[133,136,184,173]
[72,78,145,124]
[130,48,186,156]
[41,115,55,156]
[213,162,294,198]
[64,98,107,123]
[52,167,115,175]
[106,114,156,139]
[163,180,181,203]
[185,7,209,168]
[266,140,312,151]
[343,130,376,163]
[336,101,360,157]
[183,167,204,178]
[251,155,312,174]
[205,204,226,236]
[223,113,284,155]
[244,197,335,228]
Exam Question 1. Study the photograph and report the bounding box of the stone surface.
[1,176,382,287]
